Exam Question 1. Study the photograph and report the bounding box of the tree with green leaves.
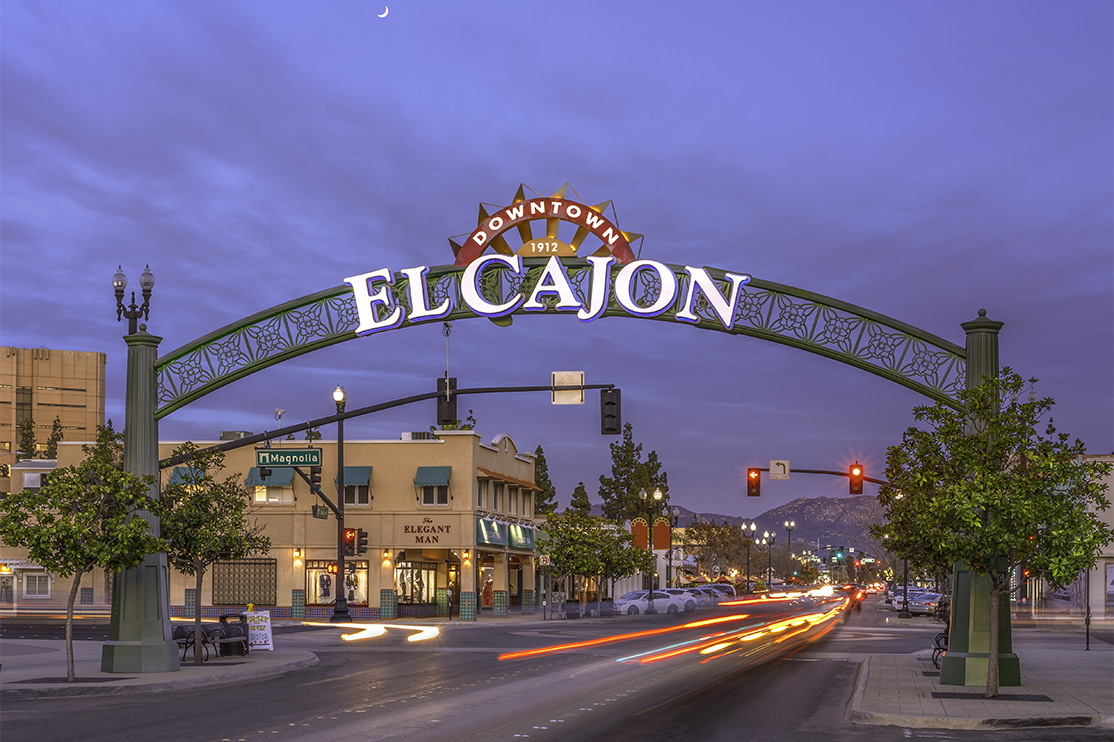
[0,425,162,681]
[683,519,745,578]
[871,369,1113,698]
[16,417,36,461]
[597,423,669,522]
[533,445,558,515]
[567,481,592,515]
[159,442,271,665]
[538,510,652,614]
[45,417,64,459]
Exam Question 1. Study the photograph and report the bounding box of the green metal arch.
[155,260,966,419]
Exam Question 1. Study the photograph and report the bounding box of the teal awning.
[414,466,451,486]
[476,517,508,546]
[509,524,535,550]
[168,467,204,485]
[335,466,373,486]
[245,467,295,487]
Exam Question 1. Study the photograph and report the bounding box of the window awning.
[476,467,539,491]
[167,467,204,485]
[245,467,295,487]
[414,466,451,486]
[335,466,373,486]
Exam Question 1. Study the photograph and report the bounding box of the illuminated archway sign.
[154,185,968,418]
[343,255,751,334]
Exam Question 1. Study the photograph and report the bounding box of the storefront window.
[480,564,494,607]
[306,560,368,605]
[24,573,50,599]
[395,561,437,604]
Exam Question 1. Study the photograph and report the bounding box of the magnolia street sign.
[256,448,322,467]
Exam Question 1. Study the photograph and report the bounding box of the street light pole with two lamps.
[763,530,777,590]
[638,487,664,614]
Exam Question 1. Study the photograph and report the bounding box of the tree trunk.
[65,572,84,682]
[986,578,1001,698]
[192,566,205,665]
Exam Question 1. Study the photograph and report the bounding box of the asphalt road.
[2,597,1108,742]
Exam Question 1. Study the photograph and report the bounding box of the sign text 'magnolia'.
[343,255,751,336]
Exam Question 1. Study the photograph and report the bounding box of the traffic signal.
[600,388,621,435]
[309,466,322,493]
[343,528,356,556]
[746,468,761,497]
[437,376,457,426]
[356,528,368,555]
[849,463,864,495]
[258,466,272,481]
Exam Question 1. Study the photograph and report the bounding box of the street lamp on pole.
[113,265,155,336]
[784,520,795,557]
[666,506,679,588]
[330,385,349,623]
[743,522,757,592]
[638,487,664,614]
[763,530,776,590]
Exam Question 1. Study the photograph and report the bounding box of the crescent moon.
[379,6,389,17]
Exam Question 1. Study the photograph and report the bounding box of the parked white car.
[614,590,687,615]
[687,586,722,607]
[660,588,701,612]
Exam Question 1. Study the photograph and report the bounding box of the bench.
[172,624,249,661]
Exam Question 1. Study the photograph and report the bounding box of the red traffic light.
[343,528,357,556]
[849,463,864,495]
[746,468,761,497]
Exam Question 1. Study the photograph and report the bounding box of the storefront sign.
[508,524,535,550]
[396,516,455,545]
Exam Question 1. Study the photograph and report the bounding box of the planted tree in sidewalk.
[159,442,270,665]
[871,369,1113,698]
[539,511,651,612]
[0,425,161,682]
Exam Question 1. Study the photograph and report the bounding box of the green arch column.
[940,309,1020,687]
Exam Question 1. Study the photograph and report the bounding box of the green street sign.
[256,448,322,468]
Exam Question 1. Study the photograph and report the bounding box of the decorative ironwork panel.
[156,260,966,417]
[211,559,277,606]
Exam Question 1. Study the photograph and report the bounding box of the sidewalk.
[846,621,1114,730]
[3,611,1111,732]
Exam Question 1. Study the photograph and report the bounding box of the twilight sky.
[2,1,1111,519]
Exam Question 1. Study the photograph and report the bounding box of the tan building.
[0,429,541,621]
[0,346,106,491]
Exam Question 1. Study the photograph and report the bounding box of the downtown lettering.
[343,256,751,336]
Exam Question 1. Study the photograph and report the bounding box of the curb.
[0,653,319,700]
[846,655,1111,730]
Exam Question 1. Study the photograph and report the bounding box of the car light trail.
[302,621,440,642]
[498,613,751,661]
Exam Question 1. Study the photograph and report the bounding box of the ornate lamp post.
[331,385,350,622]
[763,530,776,590]
[666,506,679,588]
[784,520,795,557]
[742,521,757,592]
[639,487,663,614]
[103,265,180,673]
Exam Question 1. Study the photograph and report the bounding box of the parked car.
[903,592,944,616]
[614,590,687,615]
[709,583,737,600]
[660,588,700,612]
[687,586,722,607]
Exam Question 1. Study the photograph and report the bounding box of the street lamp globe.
[112,266,127,292]
[139,264,155,291]
[333,385,347,413]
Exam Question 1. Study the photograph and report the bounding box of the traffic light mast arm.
[290,466,340,517]
[159,382,617,468]
[749,467,887,485]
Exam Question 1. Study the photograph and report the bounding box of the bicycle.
[932,630,948,669]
